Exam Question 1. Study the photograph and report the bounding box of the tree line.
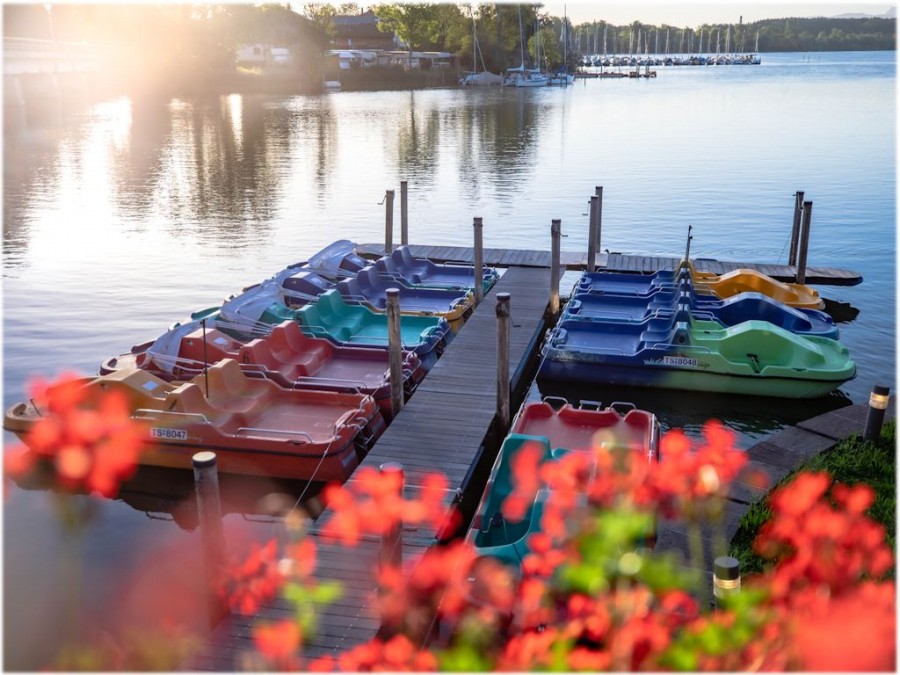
[3,3,894,88]
[573,16,895,55]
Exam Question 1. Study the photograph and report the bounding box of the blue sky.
[540,2,894,25]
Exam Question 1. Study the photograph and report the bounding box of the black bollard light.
[863,385,890,442]
[713,556,741,607]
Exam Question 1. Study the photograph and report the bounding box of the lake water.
[3,51,895,668]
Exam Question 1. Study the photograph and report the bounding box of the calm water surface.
[3,51,895,667]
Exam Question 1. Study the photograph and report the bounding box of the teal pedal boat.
[194,284,450,371]
[294,290,450,370]
[465,401,659,570]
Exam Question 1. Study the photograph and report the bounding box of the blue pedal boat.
[374,245,500,294]
[336,267,475,331]
[538,312,855,398]
[564,289,838,339]
[575,269,681,296]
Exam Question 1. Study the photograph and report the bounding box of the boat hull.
[538,317,855,398]
[537,355,852,399]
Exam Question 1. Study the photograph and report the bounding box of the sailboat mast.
[471,4,476,70]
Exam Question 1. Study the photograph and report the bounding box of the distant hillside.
[834,7,896,19]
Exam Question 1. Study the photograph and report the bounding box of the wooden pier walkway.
[357,244,863,286]
[188,266,555,670]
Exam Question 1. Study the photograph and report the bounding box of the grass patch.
[730,421,895,576]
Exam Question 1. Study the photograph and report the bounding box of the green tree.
[373,2,467,52]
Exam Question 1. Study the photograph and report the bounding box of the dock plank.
[358,244,862,285]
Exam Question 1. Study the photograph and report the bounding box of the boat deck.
[188,266,555,670]
[357,244,863,286]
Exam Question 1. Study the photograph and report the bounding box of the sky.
[539,1,895,25]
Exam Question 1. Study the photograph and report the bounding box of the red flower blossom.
[337,635,437,671]
[217,539,284,615]
[5,374,149,498]
[252,619,302,667]
[320,468,457,547]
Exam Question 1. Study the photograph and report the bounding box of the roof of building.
[332,9,378,27]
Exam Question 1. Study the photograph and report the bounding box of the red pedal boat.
[5,359,386,482]
[101,320,424,420]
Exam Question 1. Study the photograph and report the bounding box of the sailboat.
[502,5,549,87]
[548,6,575,85]
[460,5,502,86]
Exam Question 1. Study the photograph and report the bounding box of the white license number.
[150,427,188,441]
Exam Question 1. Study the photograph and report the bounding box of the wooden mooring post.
[386,288,404,417]
[192,451,227,627]
[473,217,484,304]
[595,185,604,255]
[796,200,813,284]
[550,219,561,316]
[789,190,805,266]
[400,181,409,246]
[384,189,395,254]
[496,293,511,428]
[587,196,598,271]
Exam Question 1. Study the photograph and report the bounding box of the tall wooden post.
[796,201,812,284]
[595,185,604,256]
[550,219,561,317]
[193,451,227,627]
[386,288,404,418]
[400,181,409,246]
[496,293,511,428]
[587,196,598,271]
[473,217,484,304]
[384,189,395,254]
[789,190,805,266]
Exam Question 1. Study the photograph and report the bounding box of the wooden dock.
[188,266,555,670]
[357,244,863,286]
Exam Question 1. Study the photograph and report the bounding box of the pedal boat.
[194,287,451,371]
[538,312,855,398]
[466,401,658,568]
[100,320,425,421]
[4,359,386,482]
[373,245,500,294]
[293,290,451,370]
[564,289,838,339]
[335,267,475,332]
[686,262,825,311]
[577,264,825,311]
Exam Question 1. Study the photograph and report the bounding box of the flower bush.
[5,377,895,671]
[226,420,896,671]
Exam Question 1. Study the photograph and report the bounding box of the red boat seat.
[265,323,333,373]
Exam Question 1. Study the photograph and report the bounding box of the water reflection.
[397,91,440,191]
[10,457,327,532]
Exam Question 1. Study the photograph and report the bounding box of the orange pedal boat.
[5,359,386,482]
